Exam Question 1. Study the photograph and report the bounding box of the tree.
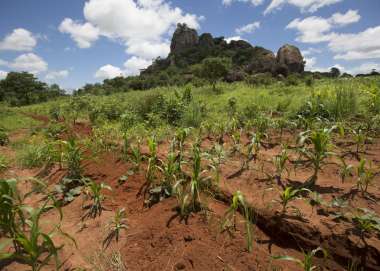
[200,57,231,92]
[330,67,341,78]
[0,72,62,106]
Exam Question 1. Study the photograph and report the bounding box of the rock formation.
[276,44,305,73]
[170,23,199,55]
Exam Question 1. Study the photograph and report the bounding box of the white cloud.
[301,47,322,56]
[9,53,48,74]
[0,28,37,51]
[125,40,170,59]
[95,56,152,80]
[236,21,261,35]
[124,56,152,75]
[0,70,8,80]
[225,36,246,43]
[330,10,360,26]
[61,0,202,62]
[223,0,264,6]
[329,26,380,60]
[286,10,360,43]
[304,56,317,70]
[59,18,100,48]
[349,62,380,75]
[264,0,342,15]
[95,64,123,79]
[45,70,69,81]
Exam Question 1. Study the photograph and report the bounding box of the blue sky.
[0,0,379,90]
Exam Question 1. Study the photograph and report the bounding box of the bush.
[120,111,141,131]
[181,101,205,128]
[0,129,9,146]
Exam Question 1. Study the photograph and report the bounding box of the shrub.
[120,111,141,131]
[0,129,9,146]
[181,101,205,128]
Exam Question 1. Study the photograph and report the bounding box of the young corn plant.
[0,179,24,246]
[352,128,367,159]
[273,247,327,271]
[272,147,290,189]
[279,186,309,215]
[147,151,182,206]
[298,127,335,188]
[207,143,225,186]
[0,191,75,271]
[221,191,253,252]
[230,129,242,155]
[189,144,209,212]
[0,154,9,172]
[62,138,83,180]
[173,179,190,219]
[103,208,128,248]
[247,132,264,162]
[338,157,353,183]
[142,136,158,200]
[356,159,376,196]
[130,139,142,171]
[82,179,112,220]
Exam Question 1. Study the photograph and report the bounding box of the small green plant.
[352,210,380,241]
[308,191,324,215]
[356,159,376,196]
[0,129,9,146]
[273,247,327,271]
[338,157,353,183]
[279,186,309,214]
[272,147,289,188]
[298,127,335,187]
[103,208,128,248]
[82,179,112,219]
[207,143,225,185]
[352,127,367,158]
[0,154,9,172]
[247,132,264,162]
[221,191,253,252]
[130,139,142,171]
[62,138,83,180]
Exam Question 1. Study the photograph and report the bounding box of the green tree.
[330,67,341,78]
[0,72,62,106]
[200,57,231,92]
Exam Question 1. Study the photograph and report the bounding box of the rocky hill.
[142,23,305,78]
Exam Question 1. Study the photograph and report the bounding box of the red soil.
[1,117,379,270]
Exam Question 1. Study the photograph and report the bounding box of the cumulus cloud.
[94,64,124,80]
[0,28,37,51]
[301,47,322,56]
[0,70,8,80]
[9,53,48,74]
[60,0,203,63]
[287,10,380,61]
[304,56,317,70]
[45,70,69,81]
[124,56,152,76]
[95,56,153,80]
[223,0,264,6]
[264,0,342,15]
[225,36,245,43]
[59,18,100,48]
[286,10,360,43]
[348,62,380,75]
[329,26,380,60]
[236,21,261,35]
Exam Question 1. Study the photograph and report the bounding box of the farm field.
[1,77,380,270]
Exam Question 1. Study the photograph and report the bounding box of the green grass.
[0,107,41,131]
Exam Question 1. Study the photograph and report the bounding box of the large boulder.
[170,23,199,55]
[246,47,277,74]
[199,33,215,49]
[276,44,304,73]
